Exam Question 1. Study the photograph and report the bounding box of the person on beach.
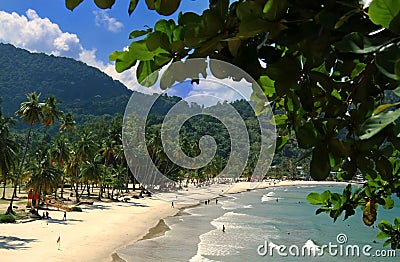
[171,201,174,208]
[63,211,66,221]
[222,225,225,232]
[215,198,218,204]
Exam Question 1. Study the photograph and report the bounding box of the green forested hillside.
[0,43,131,121]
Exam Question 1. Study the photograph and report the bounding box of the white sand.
[0,180,352,262]
[0,198,179,262]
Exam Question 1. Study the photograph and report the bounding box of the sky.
[0,0,253,105]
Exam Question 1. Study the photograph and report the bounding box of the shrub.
[71,206,82,212]
[0,214,16,223]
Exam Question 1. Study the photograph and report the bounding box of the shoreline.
[113,180,352,261]
[0,180,353,262]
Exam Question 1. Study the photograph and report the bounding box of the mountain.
[0,43,132,121]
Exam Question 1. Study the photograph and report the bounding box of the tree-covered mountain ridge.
[0,43,132,120]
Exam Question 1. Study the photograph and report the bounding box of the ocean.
[117,185,399,261]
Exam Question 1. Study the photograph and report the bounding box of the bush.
[0,214,16,223]
[71,206,82,212]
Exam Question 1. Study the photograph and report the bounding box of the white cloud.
[0,9,146,92]
[0,9,83,58]
[93,10,123,33]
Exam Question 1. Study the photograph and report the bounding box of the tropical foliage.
[66,0,400,247]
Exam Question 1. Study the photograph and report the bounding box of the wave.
[189,254,221,262]
[261,192,280,202]
[221,201,253,210]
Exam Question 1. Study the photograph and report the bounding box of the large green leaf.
[310,144,331,180]
[129,29,152,39]
[129,40,169,61]
[94,0,115,9]
[376,156,393,180]
[383,197,395,209]
[128,0,139,15]
[307,192,324,205]
[258,75,275,96]
[368,0,400,28]
[263,0,287,21]
[154,19,175,40]
[154,0,181,16]
[266,55,301,95]
[334,32,386,54]
[271,114,288,126]
[145,0,155,9]
[109,51,137,73]
[376,43,400,80]
[236,1,263,20]
[295,123,317,149]
[389,12,400,33]
[146,31,171,52]
[66,0,84,11]
[137,60,158,87]
[359,109,400,139]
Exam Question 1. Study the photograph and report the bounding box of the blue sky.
[0,0,208,62]
[0,0,253,105]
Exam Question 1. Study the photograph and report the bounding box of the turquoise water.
[117,185,399,261]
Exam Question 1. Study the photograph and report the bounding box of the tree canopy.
[66,0,400,248]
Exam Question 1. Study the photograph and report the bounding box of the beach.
[0,181,351,262]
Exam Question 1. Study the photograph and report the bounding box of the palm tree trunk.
[60,177,65,199]
[125,164,130,192]
[7,125,32,214]
[2,179,6,199]
[74,172,80,203]
[36,177,43,213]
[97,183,102,201]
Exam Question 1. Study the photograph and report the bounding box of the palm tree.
[81,154,104,200]
[59,112,76,134]
[49,136,70,199]
[0,110,19,200]
[7,92,44,214]
[56,112,76,199]
[66,151,80,203]
[42,95,62,143]
[26,147,61,212]
[72,130,98,203]
[43,95,62,127]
